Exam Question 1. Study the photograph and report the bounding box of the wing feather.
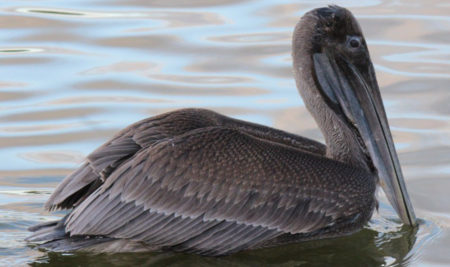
[37,109,375,255]
[60,126,374,255]
[45,109,326,211]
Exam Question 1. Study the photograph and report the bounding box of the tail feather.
[38,236,115,252]
[26,215,113,251]
[25,226,67,243]
[26,215,68,242]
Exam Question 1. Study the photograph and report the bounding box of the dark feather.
[32,109,375,255]
[56,123,374,255]
[45,109,325,211]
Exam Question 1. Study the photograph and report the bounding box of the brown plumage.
[26,5,415,256]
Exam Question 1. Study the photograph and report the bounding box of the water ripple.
[0,0,448,266]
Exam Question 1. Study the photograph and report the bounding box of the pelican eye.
[347,36,361,49]
[350,39,360,48]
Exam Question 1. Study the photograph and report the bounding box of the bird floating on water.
[27,5,416,256]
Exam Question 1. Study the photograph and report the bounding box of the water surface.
[0,0,449,266]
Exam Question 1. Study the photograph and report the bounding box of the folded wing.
[61,125,370,255]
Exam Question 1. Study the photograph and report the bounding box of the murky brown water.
[0,0,449,266]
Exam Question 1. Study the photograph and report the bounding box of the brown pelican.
[27,5,416,256]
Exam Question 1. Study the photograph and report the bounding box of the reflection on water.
[0,0,449,266]
[29,223,419,267]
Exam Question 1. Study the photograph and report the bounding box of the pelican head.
[292,6,416,225]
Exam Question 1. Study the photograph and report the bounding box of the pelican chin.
[26,5,415,256]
